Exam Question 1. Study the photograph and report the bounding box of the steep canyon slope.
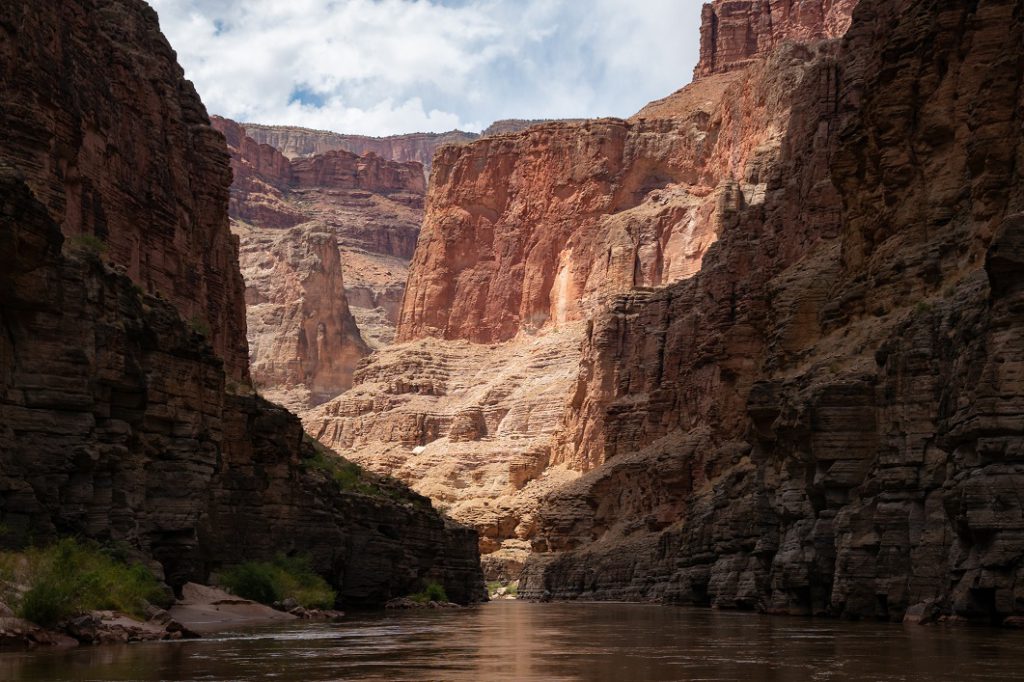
[0,0,483,605]
[517,0,1024,625]
[307,0,859,578]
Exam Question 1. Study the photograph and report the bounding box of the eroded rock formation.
[0,0,483,606]
[213,117,431,406]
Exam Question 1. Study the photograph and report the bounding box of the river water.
[3,601,1023,681]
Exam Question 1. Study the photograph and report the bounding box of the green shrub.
[220,555,336,609]
[408,580,448,604]
[189,315,212,339]
[65,234,107,259]
[5,538,167,627]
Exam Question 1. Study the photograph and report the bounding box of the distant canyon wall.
[213,117,430,409]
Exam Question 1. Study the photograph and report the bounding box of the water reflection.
[3,601,1023,681]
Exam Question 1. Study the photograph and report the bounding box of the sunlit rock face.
[695,0,857,78]
[0,0,484,606]
[308,0,861,579]
[213,117,450,409]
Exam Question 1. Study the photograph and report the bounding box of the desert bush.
[220,555,336,609]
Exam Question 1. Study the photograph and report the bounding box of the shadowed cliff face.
[518,0,1024,624]
[0,0,248,381]
[0,0,483,605]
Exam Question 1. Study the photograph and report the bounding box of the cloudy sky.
[150,0,702,136]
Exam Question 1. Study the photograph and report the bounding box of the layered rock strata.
[0,0,248,380]
[213,117,430,406]
[309,0,854,576]
[0,0,483,606]
[695,0,857,77]
[242,120,559,174]
[518,0,1024,626]
[242,125,478,174]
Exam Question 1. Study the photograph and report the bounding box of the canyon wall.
[518,0,1024,625]
[242,125,478,173]
[0,0,483,605]
[242,120,567,174]
[0,0,248,381]
[213,117,431,408]
[307,0,858,576]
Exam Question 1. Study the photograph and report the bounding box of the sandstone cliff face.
[308,0,857,576]
[213,116,429,406]
[0,0,248,381]
[0,0,483,605]
[518,0,1024,625]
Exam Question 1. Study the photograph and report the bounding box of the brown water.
[3,601,1023,681]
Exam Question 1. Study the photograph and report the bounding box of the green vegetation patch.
[219,555,336,609]
[407,580,449,605]
[486,581,519,598]
[301,435,398,499]
[0,538,169,628]
[65,234,108,259]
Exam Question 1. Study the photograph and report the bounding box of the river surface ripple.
[3,601,1023,681]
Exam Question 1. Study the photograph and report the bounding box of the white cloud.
[150,0,702,136]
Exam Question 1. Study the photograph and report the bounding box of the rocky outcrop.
[237,223,369,410]
[0,0,248,381]
[695,0,857,78]
[213,116,429,404]
[0,0,483,606]
[518,0,1024,626]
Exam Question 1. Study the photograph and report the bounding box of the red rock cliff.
[396,0,856,346]
[695,0,857,78]
[0,0,248,380]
